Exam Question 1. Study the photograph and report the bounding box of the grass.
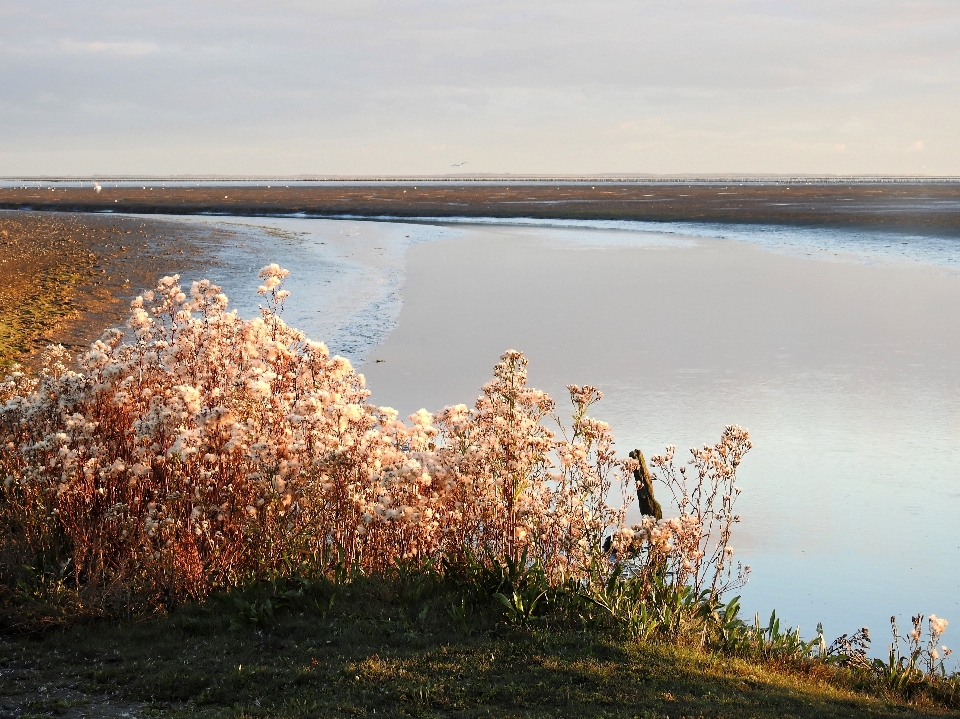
[2,579,958,719]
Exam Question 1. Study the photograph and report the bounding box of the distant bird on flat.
[451,162,467,168]
[94,183,102,193]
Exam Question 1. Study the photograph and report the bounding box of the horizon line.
[3,173,960,184]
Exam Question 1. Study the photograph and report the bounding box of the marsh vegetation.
[1,266,956,717]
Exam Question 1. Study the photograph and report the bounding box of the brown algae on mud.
[0,265,88,368]
[0,212,220,369]
[0,217,94,367]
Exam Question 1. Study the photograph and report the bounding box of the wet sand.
[0,212,231,367]
[2,182,959,235]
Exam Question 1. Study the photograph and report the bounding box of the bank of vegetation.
[1,267,956,717]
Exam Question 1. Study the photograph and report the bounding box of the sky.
[1,1,959,176]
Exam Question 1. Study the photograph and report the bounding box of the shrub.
[0,265,629,604]
[0,265,749,617]
[4,264,955,704]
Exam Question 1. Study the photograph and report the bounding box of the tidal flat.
[0,211,230,368]
[2,180,959,235]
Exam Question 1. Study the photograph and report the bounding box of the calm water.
[143,213,959,660]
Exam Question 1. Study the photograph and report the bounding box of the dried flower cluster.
[0,266,751,606]
[897,614,953,674]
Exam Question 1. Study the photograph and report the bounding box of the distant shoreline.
[4,175,960,184]
[2,181,959,235]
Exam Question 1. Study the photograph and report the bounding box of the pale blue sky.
[1,1,958,176]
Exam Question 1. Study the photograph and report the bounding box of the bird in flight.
[451,162,467,168]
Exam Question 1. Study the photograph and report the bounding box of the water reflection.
[140,214,960,659]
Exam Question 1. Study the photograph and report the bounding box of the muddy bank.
[1,182,959,235]
[0,211,230,368]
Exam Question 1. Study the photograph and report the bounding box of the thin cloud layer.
[58,40,161,56]
[1,0,958,175]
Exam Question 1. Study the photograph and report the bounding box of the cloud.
[1,0,959,174]
[58,40,160,56]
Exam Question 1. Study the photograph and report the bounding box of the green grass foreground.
[2,581,957,719]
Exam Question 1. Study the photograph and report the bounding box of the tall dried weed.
[1,266,748,612]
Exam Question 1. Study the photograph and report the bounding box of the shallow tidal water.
[151,213,959,661]
[139,214,463,362]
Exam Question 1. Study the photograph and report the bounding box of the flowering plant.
[0,265,749,611]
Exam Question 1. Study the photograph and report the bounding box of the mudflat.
[0,212,224,368]
[2,182,959,234]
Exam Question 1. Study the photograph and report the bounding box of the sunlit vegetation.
[1,266,956,717]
